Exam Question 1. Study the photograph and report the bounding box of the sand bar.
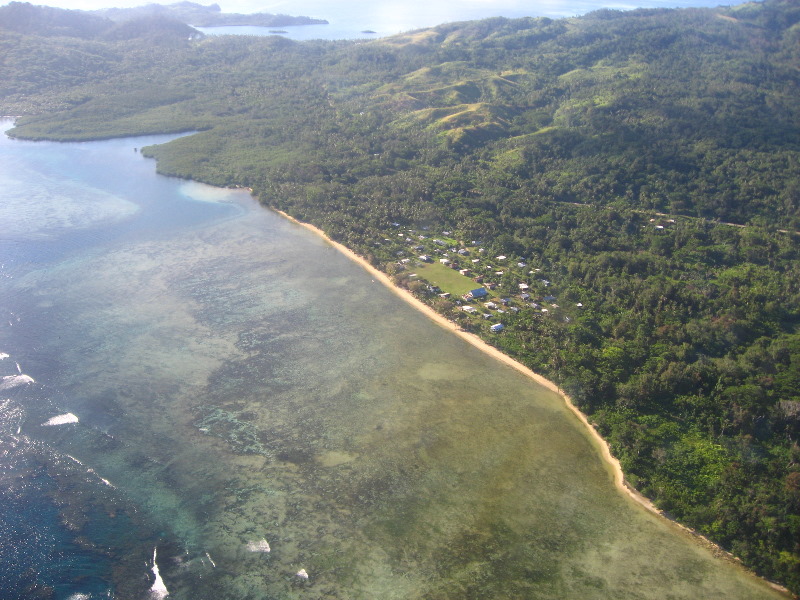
[274,208,791,596]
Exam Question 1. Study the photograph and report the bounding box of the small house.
[490,323,504,332]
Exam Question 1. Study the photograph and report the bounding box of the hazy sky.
[0,0,741,27]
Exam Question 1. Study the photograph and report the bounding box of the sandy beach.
[274,209,791,596]
[275,211,653,503]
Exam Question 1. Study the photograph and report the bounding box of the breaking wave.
[150,548,169,599]
[0,374,34,390]
[41,412,79,426]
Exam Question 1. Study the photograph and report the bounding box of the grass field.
[414,262,480,296]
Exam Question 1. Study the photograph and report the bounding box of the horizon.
[0,0,744,25]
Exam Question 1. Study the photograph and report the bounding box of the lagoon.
[0,120,786,598]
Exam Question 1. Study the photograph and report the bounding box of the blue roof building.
[469,287,488,299]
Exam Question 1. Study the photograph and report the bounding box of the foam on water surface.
[0,374,34,390]
[42,412,79,426]
[65,454,84,466]
[150,548,169,599]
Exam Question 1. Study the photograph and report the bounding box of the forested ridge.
[2,0,800,593]
[90,1,328,27]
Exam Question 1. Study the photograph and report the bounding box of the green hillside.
[2,0,800,592]
[90,1,328,27]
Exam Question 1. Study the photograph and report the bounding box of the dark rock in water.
[276,448,312,465]
[361,29,376,34]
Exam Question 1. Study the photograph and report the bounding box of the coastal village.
[375,222,584,336]
[371,217,675,337]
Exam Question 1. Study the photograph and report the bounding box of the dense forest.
[91,1,328,27]
[2,0,800,593]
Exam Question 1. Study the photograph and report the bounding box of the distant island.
[91,1,327,27]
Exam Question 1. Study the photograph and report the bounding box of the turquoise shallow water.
[0,120,788,598]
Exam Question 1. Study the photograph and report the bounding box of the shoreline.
[274,208,793,598]
[273,211,657,509]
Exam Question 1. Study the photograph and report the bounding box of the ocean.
[194,0,742,41]
[0,121,786,598]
